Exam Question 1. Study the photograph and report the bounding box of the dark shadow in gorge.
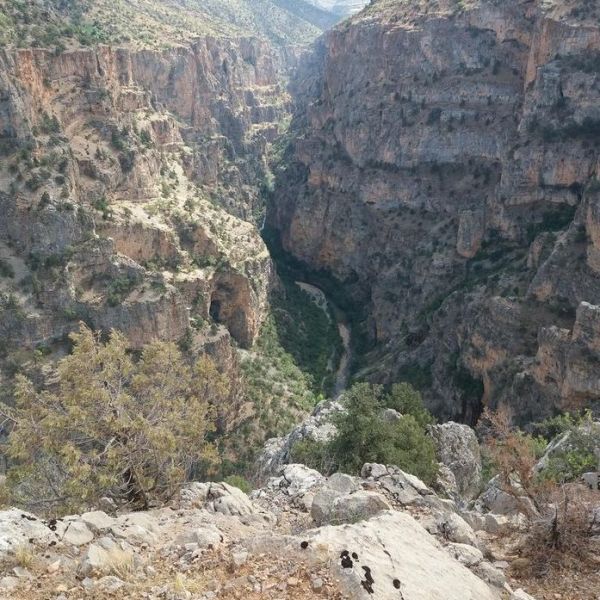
[261,225,374,379]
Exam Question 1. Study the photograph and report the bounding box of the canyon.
[1,1,600,598]
[270,0,600,425]
[0,0,599,440]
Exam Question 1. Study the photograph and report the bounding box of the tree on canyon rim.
[0,325,227,514]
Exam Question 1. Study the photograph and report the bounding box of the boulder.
[94,576,126,593]
[79,511,116,533]
[62,520,94,546]
[311,488,342,525]
[475,476,536,516]
[381,408,402,422]
[209,483,258,516]
[373,465,432,505]
[301,511,500,599]
[429,422,482,500]
[361,463,389,480]
[446,542,484,567]
[174,525,223,549]
[280,464,324,497]
[78,544,111,577]
[472,561,507,589]
[78,541,133,577]
[256,400,345,477]
[434,464,460,499]
[311,490,391,526]
[581,472,600,490]
[462,510,517,535]
[0,509,56,559]
[180,482,263,517]
[326,472,359,495]
[111,513,159,546]
[434,512,479,547]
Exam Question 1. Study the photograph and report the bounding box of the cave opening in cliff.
[455,367,485,426]
[460,394,485,428]
[209,298,222,323]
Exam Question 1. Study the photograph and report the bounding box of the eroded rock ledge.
[0,464,538,600]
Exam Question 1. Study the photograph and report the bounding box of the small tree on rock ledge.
[0,325,226,515]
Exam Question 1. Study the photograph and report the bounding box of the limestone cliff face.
[0,37,282,359]
[270,0,600,423]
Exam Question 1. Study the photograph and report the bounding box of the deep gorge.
[1,0,600,456]
[268,0,600,426]
[0,2,600,599]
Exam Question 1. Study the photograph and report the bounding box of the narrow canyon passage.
[294,281,352,396]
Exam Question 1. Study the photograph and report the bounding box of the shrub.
[223,475,252,494]
[39,112,60,135]
[532,411,598,482]
[0,325,226,514]
[289,438,335,475]
[139,129,153,148]
[107,275,137,306]
[92,195,113,220]
[290,383,438,484]
[385,382,433,427]
[482,408,597,575]
[542,423,599,483]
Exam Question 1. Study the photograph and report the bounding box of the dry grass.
[518,484,600,576]
[13,545,36,570]
[515,564,600,600]
[6,543,344,600]
[105,546,135,579]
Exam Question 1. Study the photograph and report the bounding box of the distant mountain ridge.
[0,0,349,50]
[272,0,340,30]
[305,0,370,17]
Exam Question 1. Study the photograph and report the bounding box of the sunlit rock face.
[0,37,284,356]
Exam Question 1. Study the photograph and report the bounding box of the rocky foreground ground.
[2,414,599,600]
[2,456,589,600]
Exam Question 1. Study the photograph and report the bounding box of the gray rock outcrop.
[429,421,483,501]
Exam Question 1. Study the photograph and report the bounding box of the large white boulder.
[79,511,116,534]
[0,509,57,559]
[180,481,267,518]
[300,511,501,599]
[280,464,325,497]
[61,520,94,546]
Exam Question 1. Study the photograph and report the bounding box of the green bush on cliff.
[386,382,434,428]
[534,411,600,483]
[0,325,225,515]
[223,475,253,494]
[290,382,438,485]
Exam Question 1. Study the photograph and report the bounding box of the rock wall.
[270,0,600,424]
[0,36,284,358]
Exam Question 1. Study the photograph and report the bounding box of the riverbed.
[295,281,351,397]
